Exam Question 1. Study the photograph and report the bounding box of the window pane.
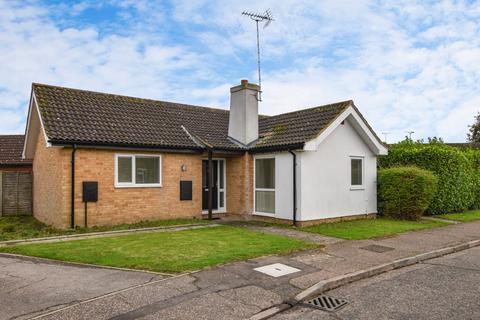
[136,157,160,184]
[351,158,363,185]
[255,158,275,189]
[256,191,275,213]
[118,157,132,183]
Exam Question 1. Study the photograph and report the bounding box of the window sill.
[253,211,276,217]
[350,186,365,190]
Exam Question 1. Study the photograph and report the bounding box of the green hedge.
[463,149,480,209]
[379,142,475,214]
[378,166,438,220]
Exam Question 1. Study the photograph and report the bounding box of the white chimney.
[228,79,260,145]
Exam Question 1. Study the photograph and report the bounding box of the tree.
[467,112,480,143]
[428,137,444,144]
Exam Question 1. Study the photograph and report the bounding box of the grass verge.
[300,218,449,240]
[0,226,317,273]
[438,210,480,222]
[0,216,209,241]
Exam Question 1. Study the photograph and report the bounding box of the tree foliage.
[467,112,480,143]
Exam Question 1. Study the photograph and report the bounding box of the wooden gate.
[0,172,32,216]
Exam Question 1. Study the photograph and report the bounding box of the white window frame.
[253,155,276,216]
[350,156,364,190]
[114,154,162,188]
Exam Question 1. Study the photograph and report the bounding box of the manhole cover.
[305,294,348,312]
[254,263,301,277]
[360,244,394,253]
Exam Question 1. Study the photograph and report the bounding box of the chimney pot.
[241,79,249,85]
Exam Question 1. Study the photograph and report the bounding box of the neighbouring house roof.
[0,135,32,166]
[29,83,381,153]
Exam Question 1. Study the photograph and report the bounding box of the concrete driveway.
[273,246,480,320]
[0,254,166,320]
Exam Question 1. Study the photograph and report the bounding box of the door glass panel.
[219,192,224,208]
[202,161,207,188]
[219,160,224,189]
[255,191,275,213]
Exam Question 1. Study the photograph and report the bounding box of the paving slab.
[227,222,342,245]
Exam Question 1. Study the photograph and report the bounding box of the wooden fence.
[0,172,32,216]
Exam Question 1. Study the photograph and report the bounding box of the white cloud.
[0,0,479,143]
[0,0,209,134]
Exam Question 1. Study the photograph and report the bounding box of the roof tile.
[32,83,352,152]
[0,135,31,166]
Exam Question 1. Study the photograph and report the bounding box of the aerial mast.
[242,9,274,101]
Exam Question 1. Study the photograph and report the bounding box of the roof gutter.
[50,140,204,153]
[288,150,298,227]
[0,162,33,167]
[249,143,305,154]
[49,140,247,154]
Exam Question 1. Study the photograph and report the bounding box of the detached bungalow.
[22,80,387,229]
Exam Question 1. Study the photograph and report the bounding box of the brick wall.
[72,149,203,227]
[226,153,253,215]
[32,133,256,228]
[32,133,70,228]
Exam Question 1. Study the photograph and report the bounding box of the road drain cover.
[360,244,394,253]
[305,294,348,312]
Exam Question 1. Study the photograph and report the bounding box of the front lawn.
[301,218,449,240]
[0,226,317,273]
[438,210,480,222]
[0,216,209,241]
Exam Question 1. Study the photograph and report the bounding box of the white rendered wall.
[228,84,259,145]
[298,116,378,221]
[253,152,296,221]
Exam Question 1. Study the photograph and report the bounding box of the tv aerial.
[242,9,274,101]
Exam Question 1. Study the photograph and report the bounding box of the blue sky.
[1,0,480,142]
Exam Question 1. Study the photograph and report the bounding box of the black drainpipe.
[288,150,297,227]
[207,148,213,220]
[71,144,77,229]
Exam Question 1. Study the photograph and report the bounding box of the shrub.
[462,148,480,209]
[379,143,475,214]
[378,166,438,220]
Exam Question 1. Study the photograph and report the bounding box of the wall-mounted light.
[181,164,187,172]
